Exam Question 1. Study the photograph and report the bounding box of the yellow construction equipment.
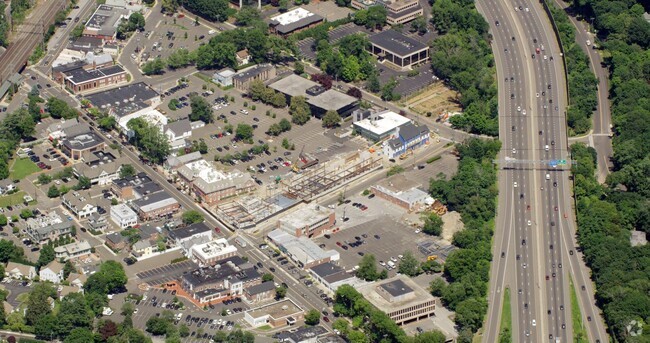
[399,150,413,160]
[427,255,438,261]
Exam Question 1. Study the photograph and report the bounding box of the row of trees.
[333,285,448,343]
[146,309,255,343]
[427,138,500,337]
[249,80,287,108]
[0,108,38,179]
[430,0,498,136]
[564,0,650,340]
[547,3,598,135]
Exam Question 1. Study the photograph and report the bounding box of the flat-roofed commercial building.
[177,159,257,206]
[232,64,276,91]
[269,74,358,117]
[180,256,261,304]
[189,238,238,266]
[371,174,434,212]
[267,229,340,269]
[269,8,323,37]
[358,275,436,325]
[110,203,138,229]
[278,203,335,238]
[368,30,429,69]
[63,65,127,93]
[84,5,131,41]
[352,0,423,25]
[244,298,304,328]
[352,109,411,141]
[131,191,180,220]
[61,131,106,160]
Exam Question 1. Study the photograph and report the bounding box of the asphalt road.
[549,0,613,183]
[480,0,608,342]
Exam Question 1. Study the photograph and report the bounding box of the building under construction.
[282,150,383,201]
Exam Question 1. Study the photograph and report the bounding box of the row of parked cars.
[162,83,189,97]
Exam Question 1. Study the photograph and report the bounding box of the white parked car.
[527,220,532,226]
[514,182,518,188]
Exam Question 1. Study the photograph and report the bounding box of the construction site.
[213,150,383,230]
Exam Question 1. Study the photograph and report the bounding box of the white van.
[546,173,550,180]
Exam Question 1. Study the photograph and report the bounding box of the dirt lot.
[403,82,462,117]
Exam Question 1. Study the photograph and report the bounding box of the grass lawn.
[257,325,272,331]
[570,276,590,343]
[9,158,42,180]
[0,191,28,208]
[499,288,513,341]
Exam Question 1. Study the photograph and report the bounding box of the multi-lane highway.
[480,0,608,342]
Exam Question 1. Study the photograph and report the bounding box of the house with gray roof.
[131,191,180,220]
[25,212,74,244]
[382,122,430,158]
[62,190,97,219]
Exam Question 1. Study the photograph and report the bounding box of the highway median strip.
[498,288,513,342]
[570,276,589,343]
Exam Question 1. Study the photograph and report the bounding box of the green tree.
[409,15,428,35]
[279,118,292,131]
[235,123,254,141]
[98,115,117,131]
[179,323,190,337]
[38,173,52,185]
[19,208,34,219]
[366,72,381,93]
[275,286,287,299]
[234,6,260,26]
[289,96,311,125]
[142,58,166,75]
[74,176,91,190]
[304,309,320,325]
[189,95,214,123]
[26,283,55,326]
[46,97,77,119]
[381,78,400,101]
[84,261,128,295]
[119,164,137,178]
[127,118,171,164]
[294,61,305,74]
[397,251,421,276]
[365,6,387,30]
[267,123,282,136]
[37,244,55,268]
[145,316,171,336]
[121,302,135,316]
[182,0,231,22]
[422,212,443,236]
[322,110,341,128]
[262,273,274,282]
[58,293,94,338]
[421,259,443,274]
[182,210,204,224]
[0,215,6,226]
[47,185,60,198]
[356,254,378,281]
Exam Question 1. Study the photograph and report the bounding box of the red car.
[323,316,330,323]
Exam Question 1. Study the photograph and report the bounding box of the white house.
[61,191,97,219]
[131,239,158,259]
[110,203,138,229]
[39,261,65,284]
[54,240,92,261]
[5,262,36,280]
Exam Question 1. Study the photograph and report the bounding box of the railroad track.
[0,0,66,84]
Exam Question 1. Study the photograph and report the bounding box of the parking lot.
[160,74,366,184]
[1,278,33,308]
[314,214,428,275]
[131,13,213,66]
[110,287,252,342]
[136,260,199,286]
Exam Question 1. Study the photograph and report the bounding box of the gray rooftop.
[397,122,430,141]
[369,30,428,57]
[380,278,413,297]
[245,281,275,295]
[270,12,323,35]
[232,64,274,83]
[132,191,177,211]
[62,132,104,151]
[85,5,130,37]
[169,222,211,241]
[85,82,158,118]
[64,65,125,85]
[165,119,192,137]
[307,89,358,111]
[268,74,317,98]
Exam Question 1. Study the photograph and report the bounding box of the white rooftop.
[270,7,316,26]
[279,204,333,231]
[268,229,340,265]
[191,238,238,260]
[353,110,411,136]
[183,159,228,183]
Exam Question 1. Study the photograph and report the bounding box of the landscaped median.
[570,276,589,343]
[498,288,513,342]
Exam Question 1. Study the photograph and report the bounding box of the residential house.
[382,122,430,159]
[61,191,97,219]
[236,49,250,66]
[164,119,192,150]
[46,118,79,140]
[39,261,65,284]
[105,232,127,251]
[5,262,36,280]
[110,203,138,229]
[74,149,126,185]
[25,212,74,245]
[54,240,92,261]
[66,273,87,289]
[87,213,108,232]
[131,239,158,259]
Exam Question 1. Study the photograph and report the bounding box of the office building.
[368,30,430,69]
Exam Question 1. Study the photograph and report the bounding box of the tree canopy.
[127,117,171,164]
[189,95,214,123]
